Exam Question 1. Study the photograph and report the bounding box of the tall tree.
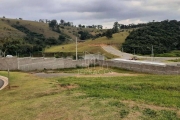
[60,19,65,25]
[106,29,113,39]
[49,19,58,29]
[0,37,21,57]
[112,22,119,33]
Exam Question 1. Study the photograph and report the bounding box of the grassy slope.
[0,69,179,120]
[0,20,25,39]
[0,17,106,41]
[45,31,129,58]
[0,18,61,39]
[61,26,105,40]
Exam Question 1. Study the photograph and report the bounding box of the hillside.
[122,20,180,56]
[0,18,60,39]
[0,17,104,56]
[0,19,26,39]
[45,31,130,58]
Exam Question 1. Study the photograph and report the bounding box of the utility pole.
[151,45,154,61]
[5,58,10,89]
[8,67,10,89]
[76,37,77,61]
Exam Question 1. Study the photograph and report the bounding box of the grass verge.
[0,70,180,120]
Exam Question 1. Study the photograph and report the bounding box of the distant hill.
[0,17,105,56]
[0,18,60,39]
[122,20,180,55]
[45,31,130,59]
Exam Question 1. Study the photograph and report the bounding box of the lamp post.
[151,45,154,61]
[4,57,10,89]
[65,37,78,60]
[76,37,77,61]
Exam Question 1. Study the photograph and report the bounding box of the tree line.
[0,24,67,56]
[122,20,180,55]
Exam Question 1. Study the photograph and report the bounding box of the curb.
[0,76,8,90]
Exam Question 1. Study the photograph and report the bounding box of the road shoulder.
[0,76,8,90]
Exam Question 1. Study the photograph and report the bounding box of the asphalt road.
[0,79,4,88]
[102,46,180,64]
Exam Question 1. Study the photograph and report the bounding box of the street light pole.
[76,37,77,61]
[5,58,10,89]
[7,67,10,89]
[151,45,154,61]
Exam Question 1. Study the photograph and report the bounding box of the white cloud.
[0,0,180,27]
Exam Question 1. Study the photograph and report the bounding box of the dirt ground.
[33,72,140,78]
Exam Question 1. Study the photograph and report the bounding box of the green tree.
[58,35,66,44]
[112,22,119,33]
[106,29,113,39]
[0,37,22,56]
[49,20,57,28]
[122,20,180,55]
[60,19,65,25]
[78,31,92,40]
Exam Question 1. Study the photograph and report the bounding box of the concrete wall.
[97,60,180,75]
[18,58,91,71]
[0,57,91,71]
[0,57,18,70]
[0,57,180,74]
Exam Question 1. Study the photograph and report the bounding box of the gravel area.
[34,72,77,78]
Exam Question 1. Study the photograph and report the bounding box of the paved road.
[102,46,133,59]
[102,46,180,64]
[0,79,4,88]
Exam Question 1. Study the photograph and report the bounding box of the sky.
[0,0,180,28]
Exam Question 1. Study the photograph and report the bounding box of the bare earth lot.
[34,72,140,78]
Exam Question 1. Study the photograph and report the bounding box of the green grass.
[156,50,180,57]
[45,31,129,59]
[57,75,180,107]
[0,69,180,120]
[168,59,180,62]
[45,32,128,53]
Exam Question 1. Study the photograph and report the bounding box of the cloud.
[0,0,180,28]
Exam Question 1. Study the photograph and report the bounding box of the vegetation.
[45,31,129,58]
[122,20,180,55]
[0,18,106,56]
[156,50,180,57]
[1,18,180,57]
[168,59,180,62]
[105,29,113,39]
[0,68,180,120]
